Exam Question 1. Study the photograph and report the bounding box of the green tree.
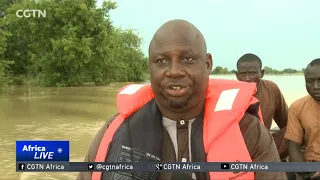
[3,0,147,87]
[230,69,237,73]
[0,16,13,91]
[105,28,147,83]
[0,0,22,18]
[211,66,230,74]
[263,66,273,74]
[282,68,298,74]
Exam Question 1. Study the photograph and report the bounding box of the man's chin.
[165,96,192,109]
[312,96,320,102]
[167,100,189,109]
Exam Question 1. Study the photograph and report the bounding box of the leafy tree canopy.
[0,0,148,88]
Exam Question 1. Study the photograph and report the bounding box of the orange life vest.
[92,79,263,180]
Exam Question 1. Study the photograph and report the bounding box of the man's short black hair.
[306,58,320,68]
[304,58,320,74]
[237,53,262,69]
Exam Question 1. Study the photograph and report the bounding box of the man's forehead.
[305,65,320,77]
[149,20,205,55]
[153,20,197,40]
[150,40,197,55]
[153,28,197,43]
[151,32,200,53]
[238,61,260,69]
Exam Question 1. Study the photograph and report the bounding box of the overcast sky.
[96,0,319,70]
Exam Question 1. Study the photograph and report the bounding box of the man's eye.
[307,79,314,83]
[183,57,193,61]
[156,59,167,64]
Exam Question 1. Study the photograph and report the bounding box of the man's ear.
[261,69,265,78]
[206,53,213,75]
[236,71,240,80]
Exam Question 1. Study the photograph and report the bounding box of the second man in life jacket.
[77,20,287,180]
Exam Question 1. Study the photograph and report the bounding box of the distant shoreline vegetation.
[211,66,304,75]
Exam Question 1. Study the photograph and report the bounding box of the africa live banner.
[16,140,320,172]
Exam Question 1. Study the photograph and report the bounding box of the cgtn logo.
[16,141,69,161]
[16,9,46,18]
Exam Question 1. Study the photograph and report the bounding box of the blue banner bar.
[16,140,69,161]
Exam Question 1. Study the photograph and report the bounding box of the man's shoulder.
[290,95,312,110]
[261,79,280,90]
[239,112,261,133]
[238,112,280,159]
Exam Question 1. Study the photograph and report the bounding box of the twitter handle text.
[95,163,134,171]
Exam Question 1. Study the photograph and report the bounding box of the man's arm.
[273,85,288,129]
[240,113,287,179]
[284,104,315,179]
[77,114,118,180]
[288,141,304,162]
[271,85,289,159]
[284,104,304,162]
[288,140,319,179]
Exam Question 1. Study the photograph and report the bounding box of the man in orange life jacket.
[77,20,287,180]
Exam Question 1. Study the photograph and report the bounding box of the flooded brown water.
[0,76,307,180]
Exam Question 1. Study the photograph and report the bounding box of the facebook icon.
[18,163,25,170]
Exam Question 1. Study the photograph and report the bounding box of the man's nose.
[245,74,251,82]
[314,80,320,89]
[166,60,185,78]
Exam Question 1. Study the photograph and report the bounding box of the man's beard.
[164,94,193,109]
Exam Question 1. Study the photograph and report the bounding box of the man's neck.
[157,100,205,121]
[255,81,262,96]
[310,95,320,106]
[163,116,196,122]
